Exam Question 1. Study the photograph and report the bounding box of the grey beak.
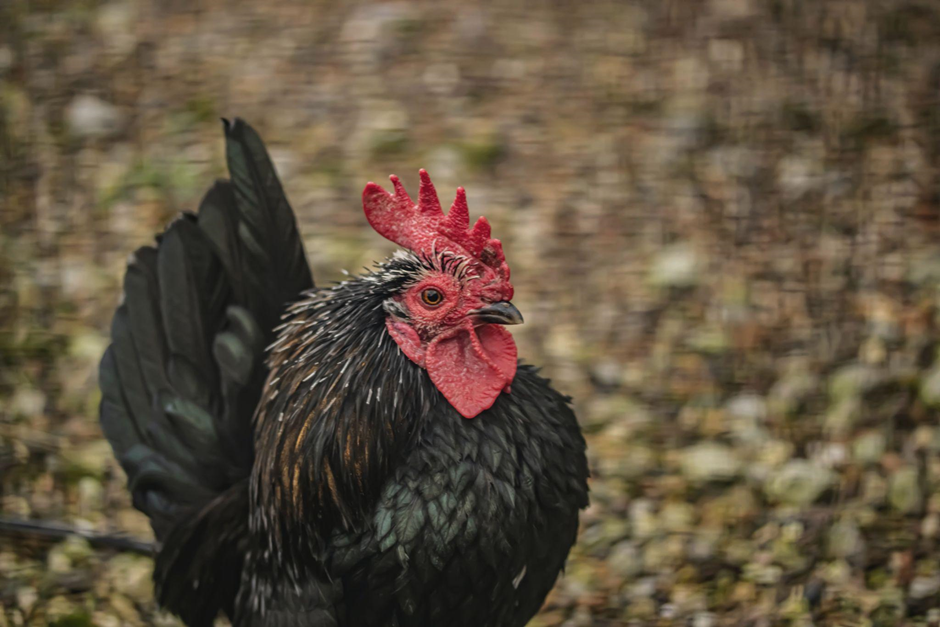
[472,301,524,325]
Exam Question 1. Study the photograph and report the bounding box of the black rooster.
[99,119,589,627]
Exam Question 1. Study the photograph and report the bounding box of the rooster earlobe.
[385,319,426,367]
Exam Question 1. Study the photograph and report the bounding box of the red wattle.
[425,323,517,419]
[386,319,517,419]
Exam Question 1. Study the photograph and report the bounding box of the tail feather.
[108,303,158,441]
[99,118,314,626]
[158,216,228,399]
[221,118,314,341]
[198,182,246,303]
[123,246,169,394]
[153,481,250,627]
[99,345,145,456]
[212,305,264,471]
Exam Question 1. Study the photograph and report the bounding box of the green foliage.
[49,611,94,627]
[185,96,218,125]
[369,131,409,160]
[461,137,506,173]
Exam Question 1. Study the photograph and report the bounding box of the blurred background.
[4,0,940,625]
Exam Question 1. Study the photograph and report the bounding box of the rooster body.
[99,120,588,627]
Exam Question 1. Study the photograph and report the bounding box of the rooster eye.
[421,288,444,307]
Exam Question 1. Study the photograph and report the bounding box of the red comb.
[362,170,508,276]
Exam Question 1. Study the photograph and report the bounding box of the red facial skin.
[362,170,518,419]
[385,264,517,419]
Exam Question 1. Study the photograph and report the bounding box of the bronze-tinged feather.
[279,450,293,495]
[291,461,303,514]
[322,460,340,516]
[292,401,315,457]
[247,250,460,580]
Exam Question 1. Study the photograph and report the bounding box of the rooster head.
[363,170,519,419]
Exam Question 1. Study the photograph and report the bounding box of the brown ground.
[5,0,940,625]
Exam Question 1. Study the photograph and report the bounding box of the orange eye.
[421,288,444,307]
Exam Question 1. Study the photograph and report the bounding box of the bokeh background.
[5,0,940,625]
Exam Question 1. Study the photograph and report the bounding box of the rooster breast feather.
[323,365,589,627]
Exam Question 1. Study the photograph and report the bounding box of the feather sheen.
[99,119,588,627]
[99,119,314,627]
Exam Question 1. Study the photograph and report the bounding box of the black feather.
[99,119,314,626]
[222,119,314,338]
[101,120,588,627]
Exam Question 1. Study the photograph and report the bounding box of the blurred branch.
[0,517,154,554]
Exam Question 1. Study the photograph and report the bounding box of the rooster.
[99,119,589,627]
